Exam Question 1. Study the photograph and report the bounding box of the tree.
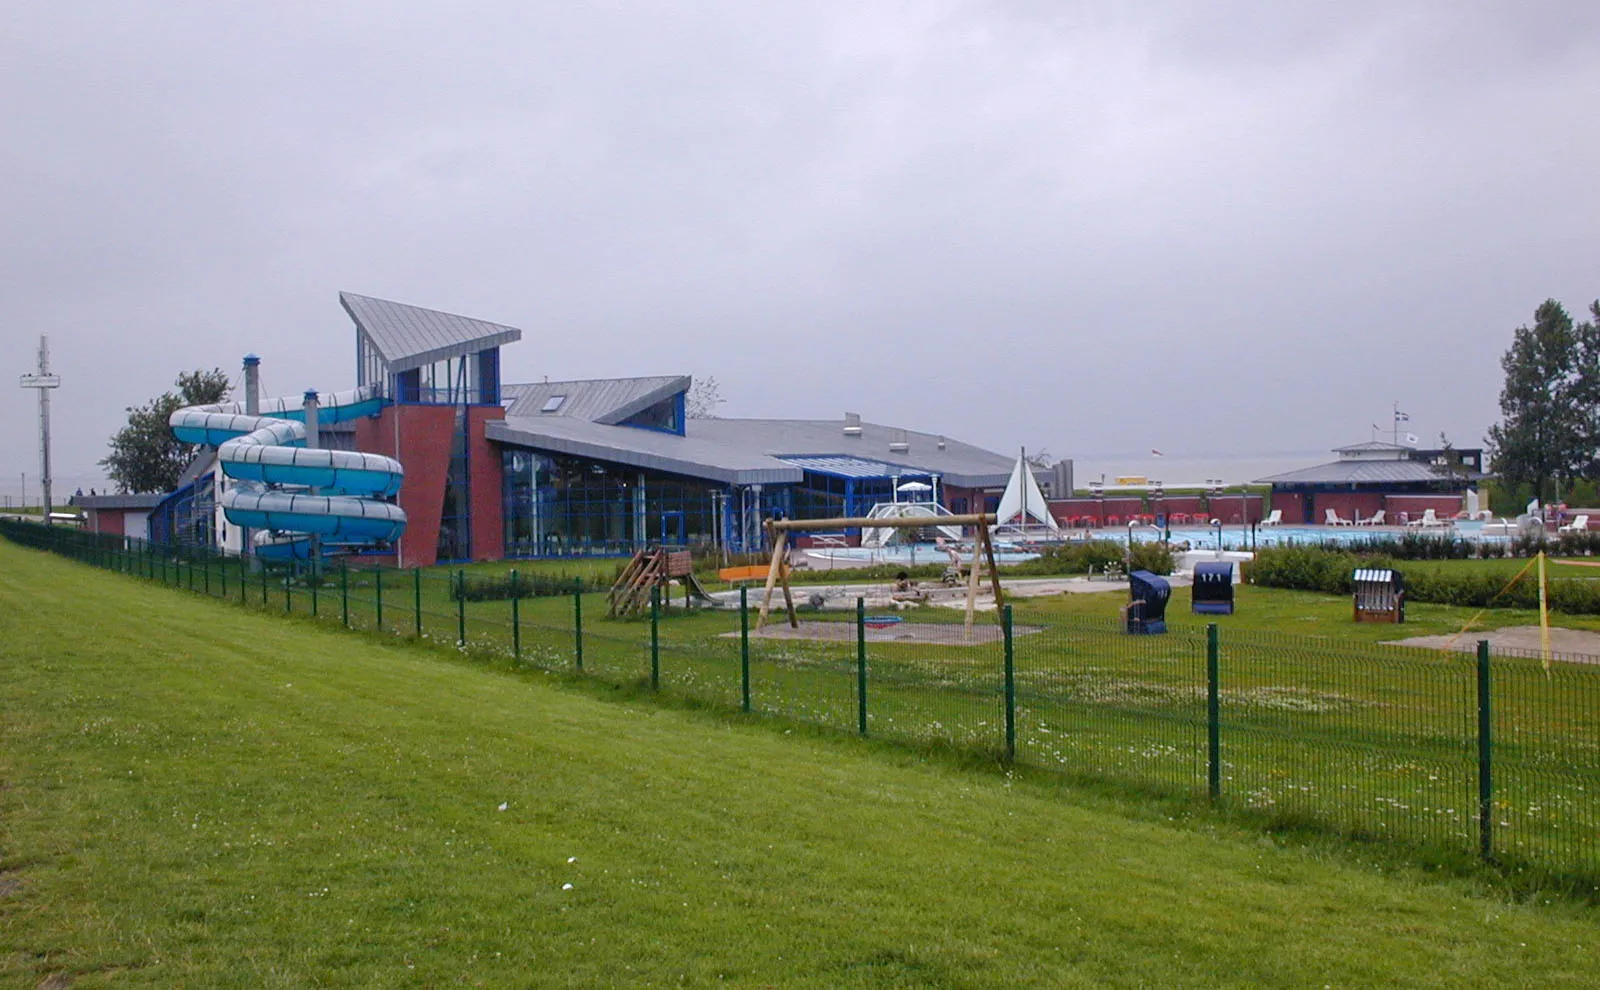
[685,376,725,419]
[1025,447,1054,469]
[1486,299,1596,502]
[100,369,231,493]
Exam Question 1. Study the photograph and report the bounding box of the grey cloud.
[3,1,1596,496]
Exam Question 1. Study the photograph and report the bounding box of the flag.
[1405,432,1418,445]
[1396,411,1410,422]
[1372,423,1381,432]
[1151,448,1164,457]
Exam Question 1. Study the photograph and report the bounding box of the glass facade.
[503,450,733,557]
[500,451,944,558]
[436,409,472,562]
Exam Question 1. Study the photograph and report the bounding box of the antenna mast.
[18,335,61,523]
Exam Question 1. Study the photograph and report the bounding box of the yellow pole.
[1538,550,1551,671]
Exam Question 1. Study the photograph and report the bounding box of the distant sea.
[1065,450,1326,489]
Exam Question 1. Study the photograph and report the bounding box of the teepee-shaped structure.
[994,455,1059,532]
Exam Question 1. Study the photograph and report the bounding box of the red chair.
[1106,515,1120,527]
[1171,512,1189,525]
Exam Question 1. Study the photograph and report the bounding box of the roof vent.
[937,436,946,450]
[843,412,862,437]
[889,429,909,454]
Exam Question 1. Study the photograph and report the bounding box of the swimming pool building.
[153,293,1038,566]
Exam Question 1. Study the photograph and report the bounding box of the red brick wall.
[87,508,126,536]
[1311,493,1385,525]
[355,405,456,569]
[468,406,506,562]
[1204,494,1264,524]
[1383,494,1463,523]
[1270,491,1307,524]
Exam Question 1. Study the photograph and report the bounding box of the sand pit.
[1387,625,1600,663]
[723,619,1041,646]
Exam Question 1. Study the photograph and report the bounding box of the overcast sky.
[3,1,1597,495]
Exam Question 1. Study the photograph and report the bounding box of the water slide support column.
[303,388,321,576]
[239,355,260,559]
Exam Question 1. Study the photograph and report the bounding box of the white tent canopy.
[994,456,1059,531]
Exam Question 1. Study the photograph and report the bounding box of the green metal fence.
[6,518,1599,890]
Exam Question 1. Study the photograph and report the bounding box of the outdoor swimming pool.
[1121,524,1493,551]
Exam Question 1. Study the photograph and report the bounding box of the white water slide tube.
[169,387,406,550]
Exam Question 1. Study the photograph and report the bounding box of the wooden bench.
[719,564,788,584]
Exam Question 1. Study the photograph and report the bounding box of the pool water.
[1121,525,1491,551]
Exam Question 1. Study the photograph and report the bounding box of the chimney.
[843,412,862,437]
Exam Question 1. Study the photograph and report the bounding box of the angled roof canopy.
[506,375,689,424]
[340,291,523,374]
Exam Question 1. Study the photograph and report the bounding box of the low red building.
[1257,442,1486,525]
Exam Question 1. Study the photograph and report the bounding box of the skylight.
[541,394,566,413]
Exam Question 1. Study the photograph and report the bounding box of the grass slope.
[2,541,1597,987]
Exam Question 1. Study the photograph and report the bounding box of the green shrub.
[453,572,608,601]
[1127,540,1175,575]
[1249,545,1600,616]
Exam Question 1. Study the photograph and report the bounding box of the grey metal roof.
[779,455,933,479]
[340,292,523,374]
[1333,441,1411,454]
[489,416,801,486]
[488,414,1021,489]
[504,376,689,424]
[695,419,1021,489]
[70,493,165,510]
[1256,459,1487,486]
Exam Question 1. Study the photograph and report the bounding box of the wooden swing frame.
[756,513,1004,631]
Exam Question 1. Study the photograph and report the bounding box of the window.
[541,395,566,413]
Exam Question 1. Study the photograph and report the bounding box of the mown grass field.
[43,533,1600,885]
[5,540,1600,986]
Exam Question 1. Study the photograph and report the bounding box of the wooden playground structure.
[608,546,717,616]
[757,512,1005,631]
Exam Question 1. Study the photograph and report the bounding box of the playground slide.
[169,386,406,557]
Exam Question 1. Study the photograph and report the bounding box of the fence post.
[340,563,349,628]
[511,570,521,662]
[203,549,211,596]
[220,551,228,598]
[1207,623,1221,803]
[740,585,751,713]
[650,586,660,690]
[375,567,384,631]
[856,597,868,737]
[574,580,584,672]
[239,554,248,605]
[260,564,269,607]
[284,569,292,613]
[1003,604,1016,762]
[414,568,423,638]
[457,570,467,644]
[1477,639,1493,862]
[311,570,319,618]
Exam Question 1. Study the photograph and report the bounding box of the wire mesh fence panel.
[654,605,744,710]
[580,599,653,687]
[864,618,1006,752]
[513,593,579,671]
[746,613,861,735]
[417,570,463,648]
[1217,630,1476,854]
[1017,617,1208,795]
[1488,648,1600,881]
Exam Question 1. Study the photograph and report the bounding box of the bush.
[1249,545,1600,616]
[1127,540,1175,575]
[453,572,608,601]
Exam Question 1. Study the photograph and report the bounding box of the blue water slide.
[169,386,406,549]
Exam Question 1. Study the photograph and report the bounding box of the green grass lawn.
[5,541,1600,986]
